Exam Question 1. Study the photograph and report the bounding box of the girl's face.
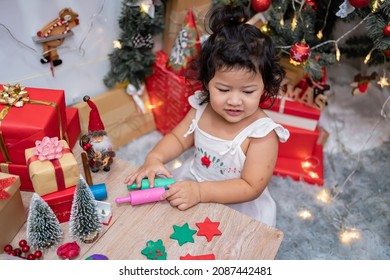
[208,67,264,123]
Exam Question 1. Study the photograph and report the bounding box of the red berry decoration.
[348,0,370,8]
[34,250,43,259]
[290,42,311,64]
[3,244,13,253]
[22,245,30,253]
[18,239,27,247]
[14,248,22,256]
[383,25,390,37]
[251,0,272,12]
[27,254,36,260]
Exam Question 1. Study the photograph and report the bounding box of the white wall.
[0,0,122,105]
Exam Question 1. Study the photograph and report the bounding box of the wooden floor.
[11,145,284,260]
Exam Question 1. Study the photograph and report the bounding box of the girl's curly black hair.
[186,3,285,106]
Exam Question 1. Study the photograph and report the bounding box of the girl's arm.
[124,108,196,187]
[163,131,279,209]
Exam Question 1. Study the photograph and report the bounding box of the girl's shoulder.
[246,117,290,143]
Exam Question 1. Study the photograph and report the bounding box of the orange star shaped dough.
[196,217,222,242]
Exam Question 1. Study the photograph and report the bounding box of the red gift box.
[42,185,76,223]
[0,163,33,192]
[146,51,202,135]
[65,107,81,148]
[265,96,321,121]
[278,125,319,159]
[0,85,68,164]
[274,144,324,186]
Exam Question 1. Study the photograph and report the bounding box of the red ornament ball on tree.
[290,42,311,64]
[383,25,390,37]
[384,50,390,58]
[348,0,370,8]
[251,0,272,12]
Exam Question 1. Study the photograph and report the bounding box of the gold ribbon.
[0,84,64,163]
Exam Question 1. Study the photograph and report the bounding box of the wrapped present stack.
[264,60,329,186]
[0,83,82,222]
[0,84,81,193]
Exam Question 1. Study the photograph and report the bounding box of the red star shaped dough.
[196,217,222,242]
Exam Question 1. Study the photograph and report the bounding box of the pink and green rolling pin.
[115,178,175,206]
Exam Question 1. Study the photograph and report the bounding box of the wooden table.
[13,145,283,260]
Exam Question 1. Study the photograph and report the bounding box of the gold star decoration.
[377,75,390,88]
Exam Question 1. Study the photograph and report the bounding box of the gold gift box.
[0,173,26,253]
[72,88,155,150]
[25,140,80,196]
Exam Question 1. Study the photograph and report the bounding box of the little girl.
[124,4,289,227]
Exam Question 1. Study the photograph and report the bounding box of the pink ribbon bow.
[33,136,64,161]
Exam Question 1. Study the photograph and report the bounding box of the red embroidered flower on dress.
[201,156,211,167]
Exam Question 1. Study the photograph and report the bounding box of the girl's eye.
[217,88,229,92]
[243,91,254,94]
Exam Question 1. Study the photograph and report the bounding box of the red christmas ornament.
[384,50,390,58]
[348,0,370,8]
[251,0,272,12]
[383,25,390,37]
[290,42,311,64]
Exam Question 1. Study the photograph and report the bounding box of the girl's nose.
[227,92,242,106]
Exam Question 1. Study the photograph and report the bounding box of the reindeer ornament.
[34,8,79,69]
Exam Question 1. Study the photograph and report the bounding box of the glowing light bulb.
[364,52,371,64]
[316,189,331,204]
[298,209,312,220]
[113,40,122,49]
[339,228,361,244]
[301,160,312,169]
[335,45,341,61]
[308,171,319,179]
[317,30,323,40]
[291,16,297,31]
[172,160,182,169]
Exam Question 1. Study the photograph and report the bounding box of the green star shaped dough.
[170,223,197,246]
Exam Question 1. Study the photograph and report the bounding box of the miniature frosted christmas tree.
[26,193,63,250]
[69,176,101,243]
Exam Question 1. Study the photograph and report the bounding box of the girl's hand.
[124,157,172,188]
[162,180,201,210]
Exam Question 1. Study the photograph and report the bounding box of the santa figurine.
[80,95,115,173]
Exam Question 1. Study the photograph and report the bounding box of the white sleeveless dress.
[171,91,290,227]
